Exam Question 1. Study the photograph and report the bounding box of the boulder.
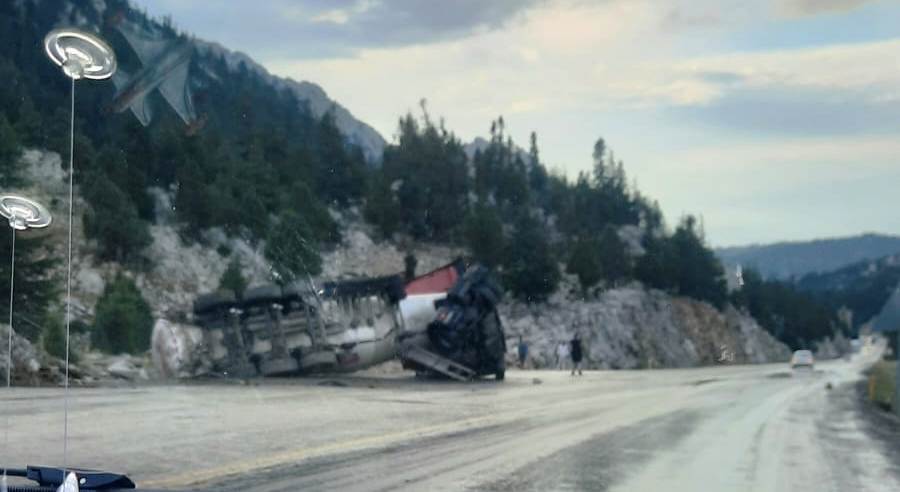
[107,356,141,380]
[0,324,42,385]
[151,318,208,378]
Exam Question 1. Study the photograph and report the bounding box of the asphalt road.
[3,346,899,491]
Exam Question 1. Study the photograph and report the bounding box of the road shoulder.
[853,378,900,480]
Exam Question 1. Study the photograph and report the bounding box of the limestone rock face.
[151,318,209,378]
[500,286,791,370]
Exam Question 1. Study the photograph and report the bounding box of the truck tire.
[282,281,314,302]
[194,290,237,315]
[242,284,283,307]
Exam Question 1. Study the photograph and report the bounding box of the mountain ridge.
[794,252,900,329]
[195,40,386,163]
[716,233,900,280]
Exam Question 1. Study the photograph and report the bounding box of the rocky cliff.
[502,280,790,369]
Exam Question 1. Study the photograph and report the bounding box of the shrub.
[92,274,154,354]
[42,310,69,361]
[503,213,559,302]
[868,360,896,412]
[464,204,505,269]
[82,173,152,263]
[218,256,248,298]
[264,211,323,283]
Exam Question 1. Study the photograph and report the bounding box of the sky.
[132,0,900,247]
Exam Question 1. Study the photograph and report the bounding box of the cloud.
[672,86,900,137]
[266,1,900,151]
[777,0,878,17]
[136,0,542,58]
[643,39,900,135]
[660,6,723,30]
[695,71,745,85]
[636,134,900,245]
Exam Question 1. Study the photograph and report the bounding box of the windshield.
[2,1,900,491]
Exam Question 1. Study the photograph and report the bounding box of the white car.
[790,350,815,369]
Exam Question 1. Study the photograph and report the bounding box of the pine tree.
[635,234,677,293]
[527,131,549,209]
[42,310,69,361]
[82,173,152,263]
[13,95,42,146]
[503,213,559,302]
[669,216,727,307]
[591,137,607,185]
[731,268,838,349]
[265,211,323,283]
[0,228,59,342]
[464,204,505,268]
[315,111,366,205]
[364,173,401,238]
[0,113,23,187]
[597,227,631,285]
[92,274,154,354]
[567,236,602,292]
[280,180,339,244]
[218,256,248,298]
[378,111,469,240]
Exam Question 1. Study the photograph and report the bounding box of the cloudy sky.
[133,0,900,247]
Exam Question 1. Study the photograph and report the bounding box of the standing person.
[556,341,569,370]
[570,334,583,376]
[517,336,528,369]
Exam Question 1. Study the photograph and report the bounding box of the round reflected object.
[44,28,116,80]
[0,196,52,231]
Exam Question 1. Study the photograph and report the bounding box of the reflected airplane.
[108,20,199,128]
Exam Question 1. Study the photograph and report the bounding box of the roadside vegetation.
[797,257,900,336]
[869,360,897,412]
[91,275,154,355]
[730,268,842,350]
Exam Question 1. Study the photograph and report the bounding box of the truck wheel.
[242,284,283,307]
[194,290,237,316]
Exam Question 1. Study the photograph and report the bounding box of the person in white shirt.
[556,341,569,370]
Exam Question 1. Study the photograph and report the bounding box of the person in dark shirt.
[517,336,528,368]
[570,335,583,376]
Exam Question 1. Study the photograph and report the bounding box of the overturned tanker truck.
[183,261,507,381]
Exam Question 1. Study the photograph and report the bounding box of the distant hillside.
[716,233,900,280]
[795,253,900,329]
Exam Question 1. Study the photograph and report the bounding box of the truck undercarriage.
[186,263,506,381]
